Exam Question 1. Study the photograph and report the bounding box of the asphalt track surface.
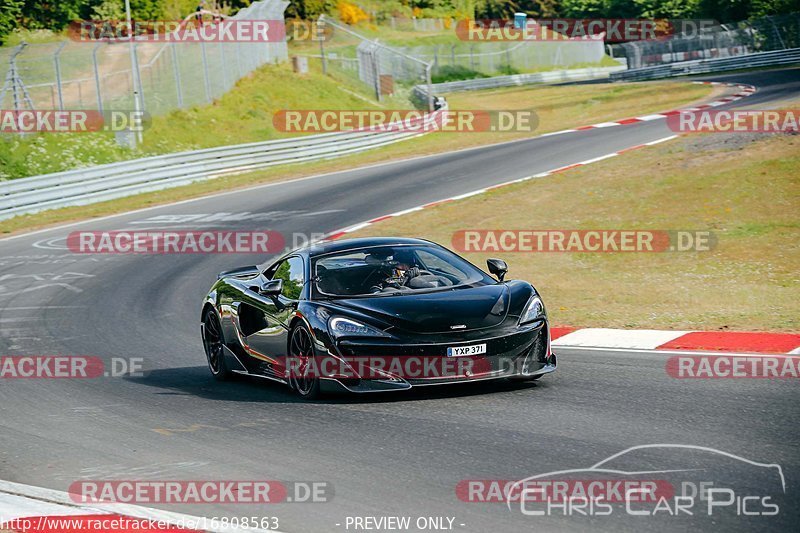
[0,68,798,533]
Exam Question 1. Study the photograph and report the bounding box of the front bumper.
[320,320,556,393]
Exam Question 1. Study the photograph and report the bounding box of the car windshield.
[313,245,492,298]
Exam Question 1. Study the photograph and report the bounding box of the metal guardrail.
[415,66,626,99]
[0,113,444,221]
[0,65,628,221]
[610,48,800,81]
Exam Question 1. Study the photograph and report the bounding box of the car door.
[239,256,305,378]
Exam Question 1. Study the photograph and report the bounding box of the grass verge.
[0,63,384,180]
[348,133,799,332]
[0,79,714,235]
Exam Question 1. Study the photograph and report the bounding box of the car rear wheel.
[288,324,321,400]
[203,308,231,381]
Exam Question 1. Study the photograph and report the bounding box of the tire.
[203,308,231,381]
[287,323,321,400]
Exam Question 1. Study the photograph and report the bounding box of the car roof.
[300,237,438,257]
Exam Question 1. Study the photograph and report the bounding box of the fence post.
[372,50,382,102]
[319,18,328,75]
[53,41,67,110]
[200,40,212,102]
[742,20,757,52]
[219,42,229,89]
[125,0,144,143]
[766,16,787,49]
[92,42,104,114]
[425,63,433,112]
[134,43,145,111]
[170,44,183,108]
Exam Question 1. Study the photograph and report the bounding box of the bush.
[431,65,488,83]
[496,64,521,76]
[338,1,368,25]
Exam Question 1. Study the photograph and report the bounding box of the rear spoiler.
[217,265,260,280]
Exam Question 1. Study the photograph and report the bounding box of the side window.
[272,256,304,300]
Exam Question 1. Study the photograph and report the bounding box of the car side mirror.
[486,258,508,281]
[259,278,283,296]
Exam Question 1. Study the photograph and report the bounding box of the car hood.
[332,284,510,334]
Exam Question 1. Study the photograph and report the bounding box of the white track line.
[325,134,680,239]
[555,346,800,357]
[0,83,755,243]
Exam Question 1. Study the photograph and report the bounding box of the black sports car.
[201,237,556,398]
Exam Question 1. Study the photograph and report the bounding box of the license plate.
[447,343,486,357]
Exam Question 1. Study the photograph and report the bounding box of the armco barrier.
[610,48,800,81]
[414,65,626,100]
[1,65,625,221]
[0,112,445,221]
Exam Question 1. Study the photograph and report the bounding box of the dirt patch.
[686,131,797,152]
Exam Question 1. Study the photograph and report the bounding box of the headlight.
[519,296,546,325]
[329,317,390,339]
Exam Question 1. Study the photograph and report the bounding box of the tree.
[560,0,608,17]
[749,0,800,17]
[128,0,166,19]
[0,0,24,44]
[526,0,561,17]
[19,0,83,30]
[338,1,368,24]
[697,0,751,22]
[634,0,701,18]
[91,0,126,20]
[475,0,521,18]
[285,0,337,19]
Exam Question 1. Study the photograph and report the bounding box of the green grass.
[0,62,386,180]
[348,134,800,332]
[0,78,714,238]
[0,54,630,181]
[431,65,488,83]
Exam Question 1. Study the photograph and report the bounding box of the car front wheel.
[203,308,231,381]
[288,324,321,400]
